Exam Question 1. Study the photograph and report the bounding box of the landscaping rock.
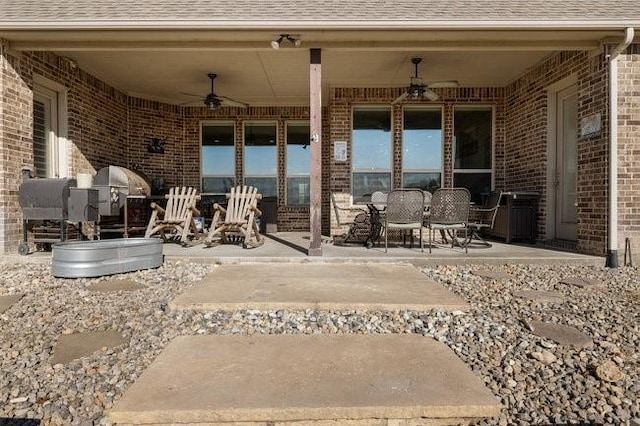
[595,360,625,383]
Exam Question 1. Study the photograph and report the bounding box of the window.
[244,122,277,198]
[402,108,442,192]
[286,122,310,205]
[351,107,392,199]
[453,107,493,204]
[201,122,235,194]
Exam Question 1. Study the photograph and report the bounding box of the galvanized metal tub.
[52,238,163,278]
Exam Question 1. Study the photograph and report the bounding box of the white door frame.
[545,75,578,240]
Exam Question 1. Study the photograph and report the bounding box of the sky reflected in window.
[202,146,234,175]
[403,129,442,170]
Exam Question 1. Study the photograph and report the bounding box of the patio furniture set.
[332,188,503,253]
[145,184,264,248]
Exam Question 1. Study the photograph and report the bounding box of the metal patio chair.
[426,187,470,253]
[330,193,370,245]
[382,189,425,253]
[467,190,502,246]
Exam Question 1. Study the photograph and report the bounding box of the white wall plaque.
[334,141,347,162]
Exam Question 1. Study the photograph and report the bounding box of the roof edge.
[0,20,639,31]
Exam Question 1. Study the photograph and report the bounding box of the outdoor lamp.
[271,34,301,49]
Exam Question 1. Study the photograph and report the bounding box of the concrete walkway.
[109,262,501,425]
[108,335,502,425]
[171,263,469,312]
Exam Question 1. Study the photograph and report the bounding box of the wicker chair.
[426,188,470,253]
[382,189,425,253]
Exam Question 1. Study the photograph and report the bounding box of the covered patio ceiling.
[2,28,623,106]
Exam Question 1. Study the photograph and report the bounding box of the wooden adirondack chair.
[144,186,202,244]
[205,185,264,248]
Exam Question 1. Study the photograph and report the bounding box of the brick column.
[0,40,33,254]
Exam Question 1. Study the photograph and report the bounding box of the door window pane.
[244,122,277,197]
[286,122,310,205]
[352,108,392,198]
[402,108,442,191]
[33,85,59,178]
[33,99,48,178]
[201,122,235,194]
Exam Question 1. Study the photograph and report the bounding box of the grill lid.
[94,166,150,196]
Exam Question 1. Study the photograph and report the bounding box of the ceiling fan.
[391,57,458,104]
[181,73,248,109]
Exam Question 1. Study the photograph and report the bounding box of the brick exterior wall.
[0,45,128,253]
[617,44,640,258]
[128,104,320,232]
[504,50,609,255]
[0,41,33,254]
[327,87,505,237]
[1,44,638,256]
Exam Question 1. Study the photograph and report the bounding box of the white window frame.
[351,105,393,201]
[452,105,495,196]
[285,121,311,206]
[243,120,278,198]
[200,120,236,195]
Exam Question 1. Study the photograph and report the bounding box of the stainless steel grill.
[94,166,151,216]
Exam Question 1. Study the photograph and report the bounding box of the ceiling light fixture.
[271,34,301,49]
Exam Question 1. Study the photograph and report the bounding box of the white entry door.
[554,85,578,241]
[33,84,60,178]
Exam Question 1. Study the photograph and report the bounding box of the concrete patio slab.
[512,290,565,303]
[559,277,602,289]
[157,232,604,267]
[0,294,23,314]
[51,330,127,364]
[107,334,502,425]
[529,321,594,348]
[87,278,146,293]
[170,263,469,312]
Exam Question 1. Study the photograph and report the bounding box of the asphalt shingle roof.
[1,0,639,25]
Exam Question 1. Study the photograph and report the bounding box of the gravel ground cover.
[0,258,638,425]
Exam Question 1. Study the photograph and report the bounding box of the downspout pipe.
[606,27,634,268]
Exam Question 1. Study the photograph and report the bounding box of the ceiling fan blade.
[427,81,459,89]
[218,95,249,108]
[423,88,440,101]
[391,91,410,105]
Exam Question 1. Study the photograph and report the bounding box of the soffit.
[1,28,627,106]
